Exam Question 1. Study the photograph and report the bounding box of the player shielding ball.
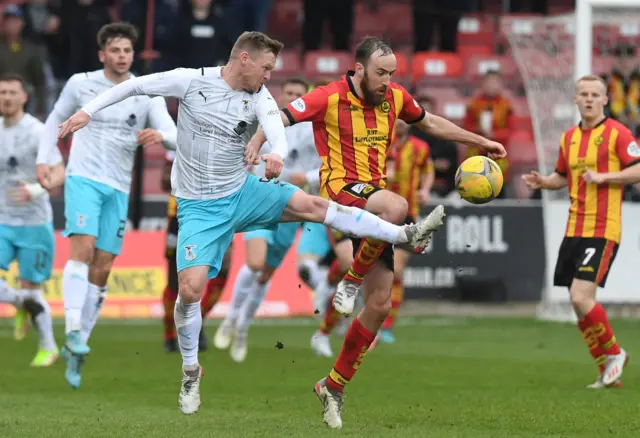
[523,75,638,388]
[247,37,505,428]
[36,23,178,389]
[57,31,438,415]
[0,74,65,366]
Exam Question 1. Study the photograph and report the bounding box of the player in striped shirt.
[57,31,441,415]
[523,74,640,388]
[248,36,505,428]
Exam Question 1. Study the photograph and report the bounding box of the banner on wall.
[544,200,640,304]
[0,231,315,319]
[403,202,545,302]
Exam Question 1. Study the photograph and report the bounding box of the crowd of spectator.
[1,0,637,201]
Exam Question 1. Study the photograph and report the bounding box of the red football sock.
[344,238,387,284]
[327,259,344,285]
[320,293,341,335]
[162,286,178,341]
[578,319,607,372]
[584,303,621,355]
[201,274,227,318]
[382,280,404,331]
[326,317,376,391]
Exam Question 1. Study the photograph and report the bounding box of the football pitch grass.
[2,317,640,437]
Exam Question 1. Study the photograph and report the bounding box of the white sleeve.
[256,87,288,159]
[36,75,81,165]
[33,123,62,165]
[81,68,198,117]
[148,97,178,151]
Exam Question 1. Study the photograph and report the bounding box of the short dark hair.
[484,70,502,79]
[355,36,393,67]
[0,73,26,90]
[96,23,138,49]
[231,31,284,59]
[283,77,309,90]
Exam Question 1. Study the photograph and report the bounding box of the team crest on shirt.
[594,136,603,146]
[242,99,251,113]
[184,245,197,261]
[76,214,87,228]
[380,100,391,114]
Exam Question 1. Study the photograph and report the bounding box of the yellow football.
[455,156,504,204]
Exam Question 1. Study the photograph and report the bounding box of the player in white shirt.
[214,78,332,363]
[0,74,65,366]
[35,23,178,389]
[57,31,441,415]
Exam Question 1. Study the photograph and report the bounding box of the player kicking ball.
[248,37,504,428]
[0,74,65,366]
[57,31,439,415]
[214,77,327,362]
[523,75,637,388]
[36,23,177,389]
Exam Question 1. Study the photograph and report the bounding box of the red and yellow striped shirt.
[388,135,433,218]
[284,71,425,200]
[555,118,640,243]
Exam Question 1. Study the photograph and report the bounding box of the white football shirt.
[0,114,62,226]
[80,67,288,200]
[37,70,177,193]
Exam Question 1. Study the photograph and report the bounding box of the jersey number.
[116,220,126,239]
[582,247,596,265]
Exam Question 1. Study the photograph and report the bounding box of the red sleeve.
[492,104,514,145]
[614,126,640,168]
[283,86,329,125]
[397,85,426,124]
[555,135,568,176]
[463,101,477,133]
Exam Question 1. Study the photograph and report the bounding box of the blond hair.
[576,74,607,92]
[230,31,284,60]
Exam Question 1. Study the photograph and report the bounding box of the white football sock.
[80,283,107,344]
[225,265,258,323]
[299,259,323,290]
[62,260,89,334]
[175,295,201,368]
[0,279,20,306]
[23,289,57,351]
[236,280,271,333]
[323,202,407,244]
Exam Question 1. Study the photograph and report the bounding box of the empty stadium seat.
[412,52,464,87]
[465,55,519,80]
[508,130,537,167]
[273,50,302,79]
[458,15,497,56]
[393,52,410,85]
[304,51,352,80]
[437,97,467,124]
[380,2,414,47]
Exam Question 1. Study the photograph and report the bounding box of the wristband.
[25,183,47,199]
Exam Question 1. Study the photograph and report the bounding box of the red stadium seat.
[465,55,519,80]
[416,87,463,102]
[497,14,544,52]
[458,15,497,55]
[380,3,414,47]
[436,97,467,124]
[412,52,464,86]
[304,51,352,80]
[273,50,302,79]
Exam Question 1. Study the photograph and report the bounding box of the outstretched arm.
[522,171,568,190]
[58,69,197,138]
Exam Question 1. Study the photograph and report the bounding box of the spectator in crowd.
[121,0,181,73]
[413,0,470,53]
[604,43,639,137]
[508,0,549,14]
[463,70,514,197]
[58,0,113,77]
[410,94,459,197]
[302,0,354,52]
[0,5,47,118]
[223,0,271,42]
[177,0,231,68]
[19,0,64,79]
